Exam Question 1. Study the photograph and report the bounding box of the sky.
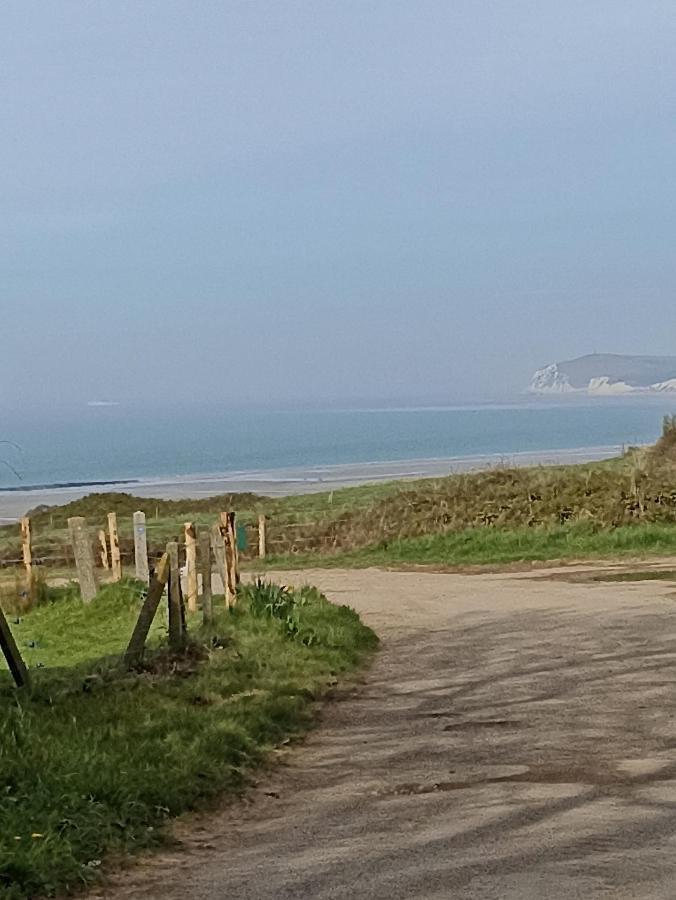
[2,0,675,410]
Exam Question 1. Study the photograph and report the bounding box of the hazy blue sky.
[2,1,675,409]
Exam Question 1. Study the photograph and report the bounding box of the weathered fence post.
[123,552,170,669]
[198,529,213,625]
[68,516,98,602]
[210,522,228,602]
[107,512,122,581]
[133,511,149,583]
[184,522,198,612]
[167,541,184,650]
[229,512,240,583]
[98,529,110,571]
[20,517,32,591]
[0,606,30,688]
[219,512,237,607]
[258,514,267,559]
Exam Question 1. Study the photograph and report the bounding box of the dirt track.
[95,563,676,899]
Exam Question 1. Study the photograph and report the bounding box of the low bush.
[239,578,377,653]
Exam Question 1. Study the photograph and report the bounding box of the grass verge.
[0,581,377,898]
[259,522,676,570]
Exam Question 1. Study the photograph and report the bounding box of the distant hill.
[530,354,676,395]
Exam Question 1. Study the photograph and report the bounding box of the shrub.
[238,578,378,654]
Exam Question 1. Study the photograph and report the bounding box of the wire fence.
[0,506,368,583]
[0,487,412,598]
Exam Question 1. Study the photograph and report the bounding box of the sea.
[1,397,674,494]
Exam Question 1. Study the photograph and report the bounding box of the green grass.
[5,580,169,669]
[0,581,377,899]
[259,522,676,570]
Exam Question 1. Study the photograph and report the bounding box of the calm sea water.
[1,399,674,490]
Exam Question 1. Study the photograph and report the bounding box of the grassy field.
[0,581,377,899]
[260,522,676,570]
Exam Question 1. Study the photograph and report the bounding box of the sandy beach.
[0,445,622,522]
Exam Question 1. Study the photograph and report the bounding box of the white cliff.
[529,354,676,395]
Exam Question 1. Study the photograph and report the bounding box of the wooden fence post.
[198,529,213,625]
[184,522,198,612]
[0,606,30,688]
[20,517,33,591]
[229,512,240,584]
[258,514,267,559]
[98,529,110,571]
[107,512,122,581]
[123,552,170,669]
[167,541,184,650]
[133,511,149,583]
[219,512,237,607]
[68,516,98,602]
[210,523,228,602]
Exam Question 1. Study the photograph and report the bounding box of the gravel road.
[94,563,676,899]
